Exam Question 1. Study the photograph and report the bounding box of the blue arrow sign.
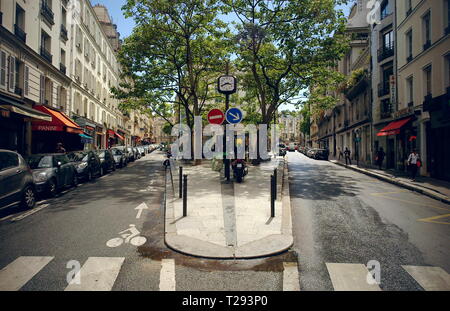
[226,107,243,124]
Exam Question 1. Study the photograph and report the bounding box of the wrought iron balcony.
[60,24,68,41]
[377,43,394,62]
[14,24,27,43]
[378,83,390,97]
[40,46,53,63]
[41,2,55,25]
[423,40,431,51]
[60,63,66,75]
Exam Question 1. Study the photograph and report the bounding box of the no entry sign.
[207,109,225,125]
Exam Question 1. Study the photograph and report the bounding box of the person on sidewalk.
[375,147,385,170]
[407,149,421,181]
[344,147,352,165]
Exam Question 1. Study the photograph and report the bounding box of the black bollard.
[179,166,183,199]
[271,175,275,217]
[183,174,187,217]
[274,168,278,201]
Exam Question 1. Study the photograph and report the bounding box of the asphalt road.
[287,151,450,291]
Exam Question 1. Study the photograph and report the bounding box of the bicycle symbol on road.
[106,224,147,248]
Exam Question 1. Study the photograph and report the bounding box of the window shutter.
[24,66,29,96]
[0,51,6,89]
[8,56,16,92]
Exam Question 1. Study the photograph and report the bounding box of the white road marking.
[10,204,49,222]
[326,263,381,291]
[159,259,176,291]
[65,257,125,291]
[135,202,149,219]
[0,256,54,291]
[283,262,300,291]
[402,266,450,291]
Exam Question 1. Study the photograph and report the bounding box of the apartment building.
[396,0,450,181]
[0,0,78,155]
[279,113,303,144]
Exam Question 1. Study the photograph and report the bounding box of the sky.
[92,0,355,111]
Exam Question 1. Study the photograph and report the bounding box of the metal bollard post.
[274,168,278,201]
[179,166,183,198]
[271,175,275,217]
[183,174,187,217]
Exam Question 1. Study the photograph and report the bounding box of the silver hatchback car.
[0,150,36,210]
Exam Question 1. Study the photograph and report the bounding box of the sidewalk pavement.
[330,159,450,205]
[164,157,293,258]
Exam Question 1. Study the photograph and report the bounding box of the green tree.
[113,0,231,128]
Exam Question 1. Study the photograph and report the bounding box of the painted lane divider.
[159,259,176,291]
[0,256,54,291]
[65,257,125,291]
[10,204,50,222]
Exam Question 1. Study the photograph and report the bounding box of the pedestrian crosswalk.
[0,256,449,291]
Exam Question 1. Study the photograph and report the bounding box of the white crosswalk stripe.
[402,265,450,291]
[283,262,300,291]
[0,256,54,291]
[326,263,381,291]
[65,257,125,291]
[159,259,176,291]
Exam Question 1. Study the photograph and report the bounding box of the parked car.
[111,148,127,168]
[67,151,101,181]
[0,150,36,210]
[127,147,136,162]
[312,149,329,160]
[279,144,287,157]
[306,148,316,158]
[133,147,141,160]
[287,142,297,152]
[112,146,131,164]
[27,154,78,197]
[96,150,116,175]
[137,146,145,156]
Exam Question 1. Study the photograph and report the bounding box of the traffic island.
[164,158,293,259]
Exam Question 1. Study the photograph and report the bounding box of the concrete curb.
[163,158,293,259]
[331,160,450,205]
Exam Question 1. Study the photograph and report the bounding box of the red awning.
[377,117,412,136]
[115,132,124,140]
[107,129,115,137]
[32,106,83,134]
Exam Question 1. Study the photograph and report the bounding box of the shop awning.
[32,106,83,134]
[79,133,93,143]
[377,117,412,136]
[115,132,124,140]
[79,133,93,139]
[0,97,52,121]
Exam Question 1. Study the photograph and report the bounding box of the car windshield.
[68,152,88,162]
[28,155,53,169]
[111,149,122,155]
[98,151,106,158]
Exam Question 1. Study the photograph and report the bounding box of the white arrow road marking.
[65,257,125,291]
[283,262,300,291]
[135,202,149,219]
[0,256,54,291]
[159,259,176,291]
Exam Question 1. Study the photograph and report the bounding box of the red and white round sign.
[207,109,225,125]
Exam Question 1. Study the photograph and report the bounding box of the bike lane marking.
[0,256,54,291]
[159,259,176,291]
[65,257,125,291]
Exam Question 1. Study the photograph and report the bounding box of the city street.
[0,150,448,291]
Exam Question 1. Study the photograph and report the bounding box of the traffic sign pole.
[224,93,230,181]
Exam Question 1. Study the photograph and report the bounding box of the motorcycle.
[232,160,248,183]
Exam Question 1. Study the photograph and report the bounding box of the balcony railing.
[14,24,27,43]
[41,2,55,25]
[406,8,412,17]
[60,63,66,75]
[407,55,413,63]
[60,24,68,41]
[14,87,23,96]
[378,83,390,97]
[377,43,394,62]
[423,40,431,51]
[40,46,53,63]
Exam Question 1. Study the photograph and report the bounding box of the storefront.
[0,95,52,156]
[31,105,84,154]
[72,116,96,150]
[96,125,104,150]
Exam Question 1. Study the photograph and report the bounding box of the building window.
[380,0,391,20]
[406,30,413,62]
[445,0,450,35]
[422,11,431,50]
[40,31,52,63]
[15,4,26,43]
[423,65,432,97]
[406,76,414,106]
[445,55,450,88]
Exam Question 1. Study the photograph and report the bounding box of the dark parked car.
[111,148,127,168]
[313,149,329,160]
[28,154,78,197]
[0,150,36,210]
[67,151,101,181]
[279,144,287,157]
[96,149,116,175]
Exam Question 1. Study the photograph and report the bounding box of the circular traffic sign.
[226,107,243,124]
[207,109,225,125]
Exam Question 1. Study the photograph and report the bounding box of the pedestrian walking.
[375,147,386,170]
[55,143,66,154]
[344,147,351,165]
[338,147,344,160]
[407,149,421,181]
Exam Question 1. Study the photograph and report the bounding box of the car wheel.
[48,179,57,197]
[21,186,36,209]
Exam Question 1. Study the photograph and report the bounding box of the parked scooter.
[232,159,248,183]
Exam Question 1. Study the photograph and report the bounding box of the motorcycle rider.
[231,158,248,181]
